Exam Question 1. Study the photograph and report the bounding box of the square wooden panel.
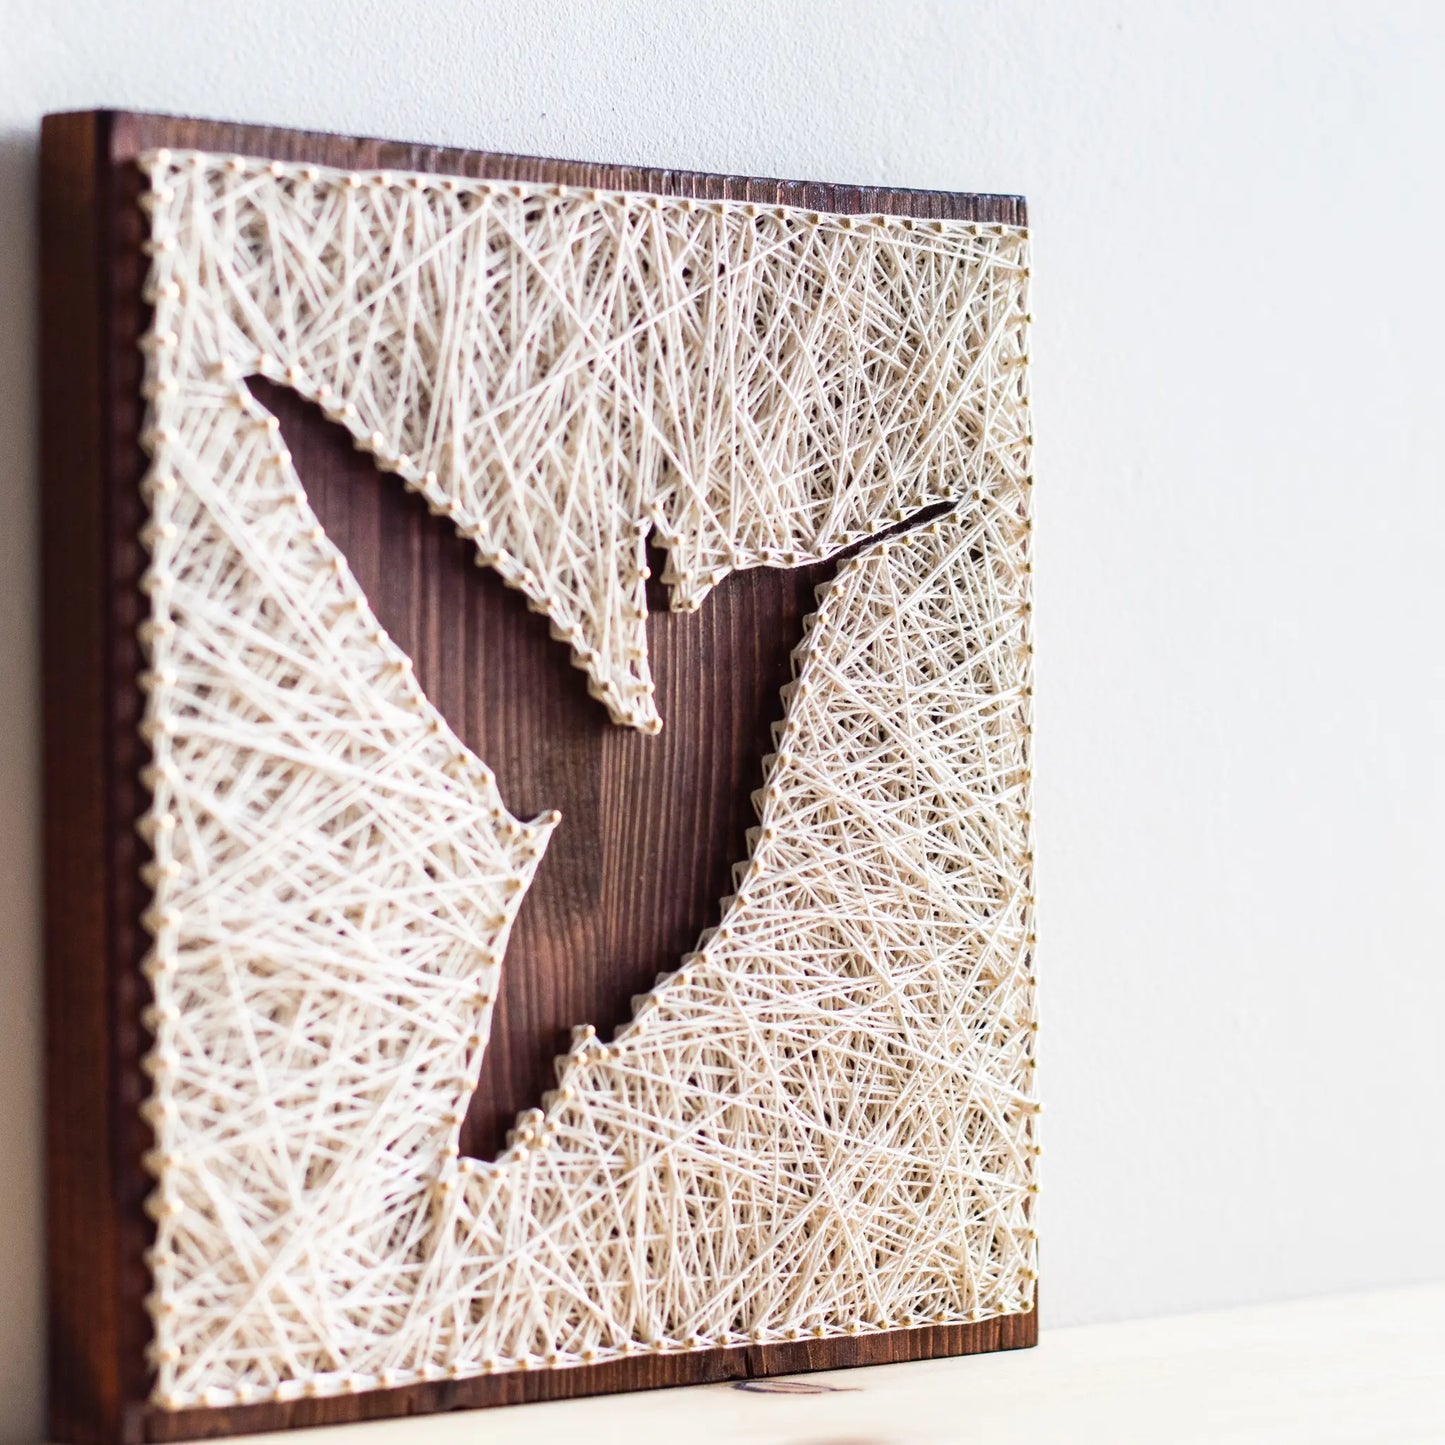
[41,109,1034,1444]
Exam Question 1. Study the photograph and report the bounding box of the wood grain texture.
[42,109,157,1445]
[258,378,844,1163]
[148,1310,1038,1444]
[40,108,1032,1444]
[41,107,117,1445]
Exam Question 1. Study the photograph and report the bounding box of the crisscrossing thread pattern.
[134,150,1037,1409]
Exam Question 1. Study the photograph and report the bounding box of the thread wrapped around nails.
[134,150,1037,1409]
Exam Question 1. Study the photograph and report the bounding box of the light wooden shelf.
[162,1284,1445,1444]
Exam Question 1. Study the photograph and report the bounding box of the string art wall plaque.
[40,111,1037,1443]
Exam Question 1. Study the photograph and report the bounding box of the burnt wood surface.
[40,108,1032,1444]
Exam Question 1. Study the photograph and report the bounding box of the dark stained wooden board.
[40,109,1032,1444]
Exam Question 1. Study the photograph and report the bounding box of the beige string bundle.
[135,150,1037,1408]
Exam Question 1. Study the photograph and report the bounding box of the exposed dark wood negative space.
[40,107,1032,1443]
[254,379,840,1165]
[256,384,961,1167]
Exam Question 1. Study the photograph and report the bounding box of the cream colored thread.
[136,149,1036,1408]
[141,151,1028,733]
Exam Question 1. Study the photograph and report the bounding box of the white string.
[134,149,1037,1409]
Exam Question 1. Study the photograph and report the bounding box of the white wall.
[3,2,1443,1438]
